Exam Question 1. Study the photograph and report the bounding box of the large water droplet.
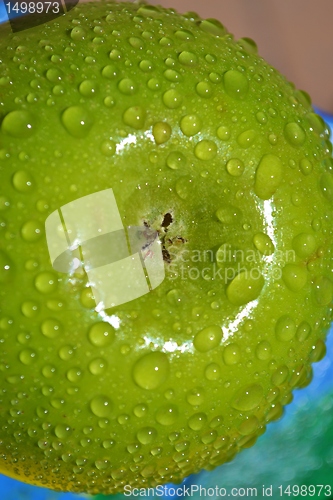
[253,233,274,256]
[199,18,226,37]
[314,276,333,306]
[292,233,316,259]
[34,272,57,294]
[153,122,171,144]
[132,352,169,390]
[79,80,98,97]
[137,427,157,445]
[178,51,197,66]
[186,387,205,406]
[70,26,86,41]
[187,412,207,431]
[194,140,217,160]
[196,81,213,98]
[155,404,178,426]
[226,158,244,177]
[21,220,43,242]
[180,114,202,136]
[231,384,263,411]
[193,325,222,352]
[41,318,63,339]
[88,357,108,375]
[19,348,37,365]
[1,110,37,138]
[163,89,182,109]
[204,363,221,380]
[223,343,241,365]
[224,70,249,99]
[61,106,93,138]
[237,129,256,148]
[255,341,271,360]
[227,271,264,306]
[118,78,137,95]
[166,151,186,170]
[254,154,283,200]
[320,173,333,201]
[299,158,312,176]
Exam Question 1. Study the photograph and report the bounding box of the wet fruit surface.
[0,1,333,495]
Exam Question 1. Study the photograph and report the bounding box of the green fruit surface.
[0,1,333,495]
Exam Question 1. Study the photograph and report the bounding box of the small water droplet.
[88,357,108,375]
[194,140,217,160]
[132,352,169,390]
[224,70,249,99]
[320,173,333,201]
[296,321,312,342]
[46,68,63,83]
[253,233,274,255]
[275,315,296,342]
[88,322,115,347]
[223,343,241,365]
[140,59,153,72]
[314,276,333,306]
[101,64,118,79]
[90,395,112,417]
[55,424,72,439]
[19,348,37,365]
[193,325,222,352]
[180,114,201,137]
[21,220,43,242]
[137,427,157,445]
[153,122,171,144]
[188,412,207,431]
[123,106,146,129]
[100,140,116,157]
[309,339,326,362]
[226,158,244,176]
[34,271,57,294]
[217,126,230,141]
[12,170,34,193]
[166,151,186,170]
[292,233,316,258]
[128,36,145,50]
[70,26,86,41]
[255,154,283,200]
[237,129,256,148]
[175,176,195,200]
[41,318,62,339]
[118,78,137,95]
[186,387,205,406]
[66,367,83,382]
[299,158,312,175]
[196,81,213,98]
[155,404,178,426]
[284,122,306,147]
[282,264,307,292]
[204,363,221,381]
[1,110,37,138]
[79,79,98,97]
[0,250,14,283]
[255,341,271,361]
[178,51,197,66]
[164,69,181,82]
[238,415,259,436]
[231,384,263,411]
[199,18,226,37]
[163,89,182,109]
[61,106,93,138]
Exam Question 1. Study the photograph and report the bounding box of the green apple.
[0,0,333,495]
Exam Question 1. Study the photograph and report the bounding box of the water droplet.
[255,154,283,200]
[224,70,249,99]
[66,367,82,382]
[137,4,161,18]
[227,271,264,306]
[209,72,221,83]
[178,51,197,66]
[196,81,213,98]
[231,384,263,411]
[223,343,241,365]
[255,341,271,360]
[128,36,145,50]
[166,151,186,170]
[61,106,93,138]
[41,318,63,339]
[204,363,221,380]
[1,110,37,138]
[199,18,226,37]
[314,276,333,306]
[237,129,256,148]
[309,339,326,362]
[164,69,181,82]
[275,315,296,342]
[238,416,259,436]
[253,233,274,256]
[226,158,244,176]
[58,344,75,361]
[186,387,205,406]
[55,424,72,439]
[299,158,312,176]
[194,140,217,160]
[180,114,201,137]
[123,106,146,129]
[0,250,14,283]
[175,176,195,200]
[187,412,207,431]
[282,264,307,292]
[46,68,63,83]
[153,122,171,144]
[90,395,112,417]
[70,26,86,40]
[193,325,222,352]
[137,427,157,445]
[101,64,117,80]
[217,126,230,141]
[88,322,115,347]
[19,348,37,365]
[100,140,116,157]
[140,60,153,72]
[155,404,178,425]
[320,173,333,201]
[21,220,43,241]
[34,272,57,294]
[292,233,316,258]
[79,79,98,97]
[163,89,182,109]
[296,321,312,342]
[89,357,108,375]
[132,352,169,390]
[147,78,160,91]
[284,122,306,147]
[216,206,242,224]
[118,78,137,95]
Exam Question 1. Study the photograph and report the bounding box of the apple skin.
[0,1,333,494]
